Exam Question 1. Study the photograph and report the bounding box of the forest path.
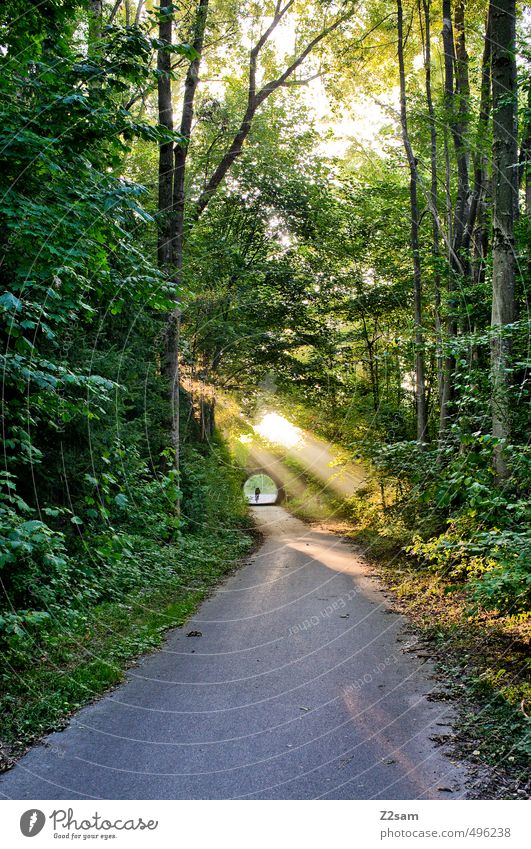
[0,507,468,800]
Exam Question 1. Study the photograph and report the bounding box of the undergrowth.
[0,436,254,769]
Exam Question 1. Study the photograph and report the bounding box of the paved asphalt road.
[0,507,468,800]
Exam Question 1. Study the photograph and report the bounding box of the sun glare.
[253,412,304,449]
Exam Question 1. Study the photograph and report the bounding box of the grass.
[390,568,530,782]
[1,581,194,761]
[0,531,257,770]
[0,435,257,771]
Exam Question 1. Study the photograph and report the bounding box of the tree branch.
[135,0,145,26]
[107,0,123,26]
[194,5,354,218]
[171,0,210,268]
[249,1,296,102]
[279,72,322,87]
[256,10,352,106]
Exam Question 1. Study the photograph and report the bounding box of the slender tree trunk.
[135,1,145,26]
[161,0,210,472]
[520,84,531,216]
[440,0,456,432]
[472,177,490,286]
[490,0,518,480]
[421,0,444,440]
[87,0,103,61]
[465,13,492,258]
[172,0,209,270]
[397,0,427,443]
[439,0,462,433]
[452,0,471,266]
[157,4,173,270]
[469,16,492,293]
[463,12,492,365]
[156,3,181,475]
[88,0,103,43]
[360,314,379,412]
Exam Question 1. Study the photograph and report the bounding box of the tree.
[397,0,427,442]
[157,2,174,271]
[419,0,444,438]
[489,0,518,480]
[165,0,210,473]
[194,1,356,218]
[172,0,210,272]
[156,1,208,475]
[158,0,358,470]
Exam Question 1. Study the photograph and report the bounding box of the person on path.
[254,487,260,503]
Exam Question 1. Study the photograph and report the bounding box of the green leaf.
[0,292,22,312]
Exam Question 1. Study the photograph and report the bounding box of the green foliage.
[0,2,248,669]
[0,0,528,771]
[0,441,253,760]
[0,431,253,666]
[180,434,250,532]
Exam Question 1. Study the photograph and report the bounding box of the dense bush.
[362,425,531,614]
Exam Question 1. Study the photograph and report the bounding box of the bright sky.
[301,78,397,158]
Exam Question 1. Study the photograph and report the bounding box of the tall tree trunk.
[156,3,180,474]
[161,0,210,474]
[421,0,444,441]
[397,0,427,443]
[439,0,457,434]
[439,1,473,432]
[361,315,379,412]
[490,0,518,480]
[441,0,456,258]
[520,84,531,217]
[88,0,102,43]
[157,3,173,270]
[465,13,491,257]
[87,0,103,59]
[171,0,209,271]
[452,0,471,266]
